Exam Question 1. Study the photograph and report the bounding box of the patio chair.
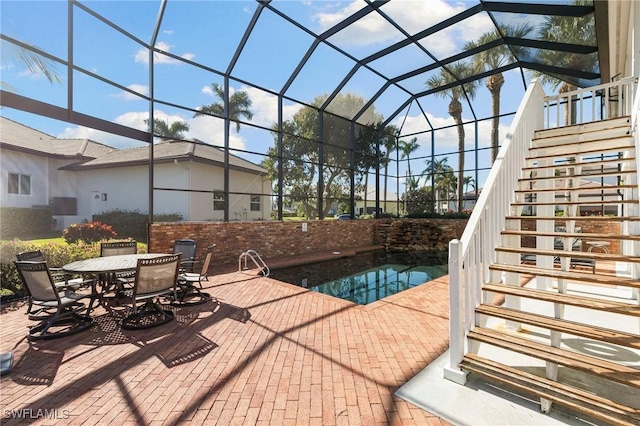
[14,261,95,340]
[16,250,90,290]
[100,241,138,290]
[173,244,214,305]
[100,241,138,257]
[172,239,197,273]
[15,250,92,317]
[121,254,181,330]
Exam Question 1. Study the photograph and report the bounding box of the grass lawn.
[25,237,148,251]
[28,237,66,245]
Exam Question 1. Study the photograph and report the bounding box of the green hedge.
[94,209,182,240]
[0,207,53,240]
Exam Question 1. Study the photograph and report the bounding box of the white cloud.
[112,83,149,101]
[189,115,246,151]
[396,111,510,154]
[57,123,144,150]
[313,1,492,59]
[134,41,195,65]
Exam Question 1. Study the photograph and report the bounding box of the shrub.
[62,221,117,244]
[0,207,53,240]
[0,239,101,300]
[94,209,182,240]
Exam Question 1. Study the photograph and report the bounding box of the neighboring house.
[0,117,271,230]
[355,186,401,216]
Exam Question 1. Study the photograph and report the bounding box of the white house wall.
[1,149,50,208]
[67,163,188,229]
[188,162,271,221]
[67,160,271,226]
[2,149,78,206]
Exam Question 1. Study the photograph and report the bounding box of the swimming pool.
[269,250,448,305]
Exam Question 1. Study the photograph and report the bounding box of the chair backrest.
[133,254,181,297]
[172,239,197,261]
[199,244,216,276]
[16,250,45,262]
[101,241,137,257]
[14,261,58,302]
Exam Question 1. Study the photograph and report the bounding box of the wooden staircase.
[459,116,640,425]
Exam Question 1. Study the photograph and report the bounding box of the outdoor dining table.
[63,253,167,314]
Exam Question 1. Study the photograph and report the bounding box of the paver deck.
[0,263,452,425]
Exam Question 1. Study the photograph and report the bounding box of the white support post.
[444,239,468,385]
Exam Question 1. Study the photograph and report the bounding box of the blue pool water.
[269,250,448,305]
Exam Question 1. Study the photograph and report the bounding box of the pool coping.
[264,245,385,270]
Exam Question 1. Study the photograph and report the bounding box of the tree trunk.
[449,98,465,212]
[487,73,504,162]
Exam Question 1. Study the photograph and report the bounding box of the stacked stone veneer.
[376,219,467,252]
[149,219,467,267]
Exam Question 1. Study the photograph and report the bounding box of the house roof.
[61,139,267,175]
[0,117,266,175]
[0,116,114,159]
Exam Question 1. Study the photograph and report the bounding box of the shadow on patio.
[0,270,451,425]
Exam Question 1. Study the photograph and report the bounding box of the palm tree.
[464,24,533,162]
[530,0,597,125]
[1,41,60,91]
[194,83,253,132]
[380,125,400,212]
[426,62,478,212]
[422,157,453,213]
[399,137,420,191]
[144,118,190,140]
[463,175,476,195]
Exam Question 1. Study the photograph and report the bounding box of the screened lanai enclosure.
[0,0,605,223]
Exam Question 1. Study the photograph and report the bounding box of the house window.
[250,195,260,211]
[8,173,31,195]
[213,191,225,210]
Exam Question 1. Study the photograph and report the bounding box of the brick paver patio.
[0,264,452,425]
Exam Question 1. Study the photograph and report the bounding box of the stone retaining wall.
[149,218,468,267]
[376,219,468,252]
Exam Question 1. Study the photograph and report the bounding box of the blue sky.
[0,0,547,192]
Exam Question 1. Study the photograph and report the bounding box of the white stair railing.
[444,79,545,384]
[445,76,640,384]
[544,77,636,128]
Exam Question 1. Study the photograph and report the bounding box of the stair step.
[475,304,640,349]
[495,246,640,263]
[527,143,634,162]
[482,283,640,317]
[501,229,640,241]
[532,127,632,148]
[460,353,640,426]
[506,215,640,222]
[524,156,636,171]
[488,263,640,289]
[534,116,631,140]
[511,199,637,207]
[519,169,636,182]
[530,135,633,154]
[530,126,631,149]
[468,327,640,387]
[515,184,637,194]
